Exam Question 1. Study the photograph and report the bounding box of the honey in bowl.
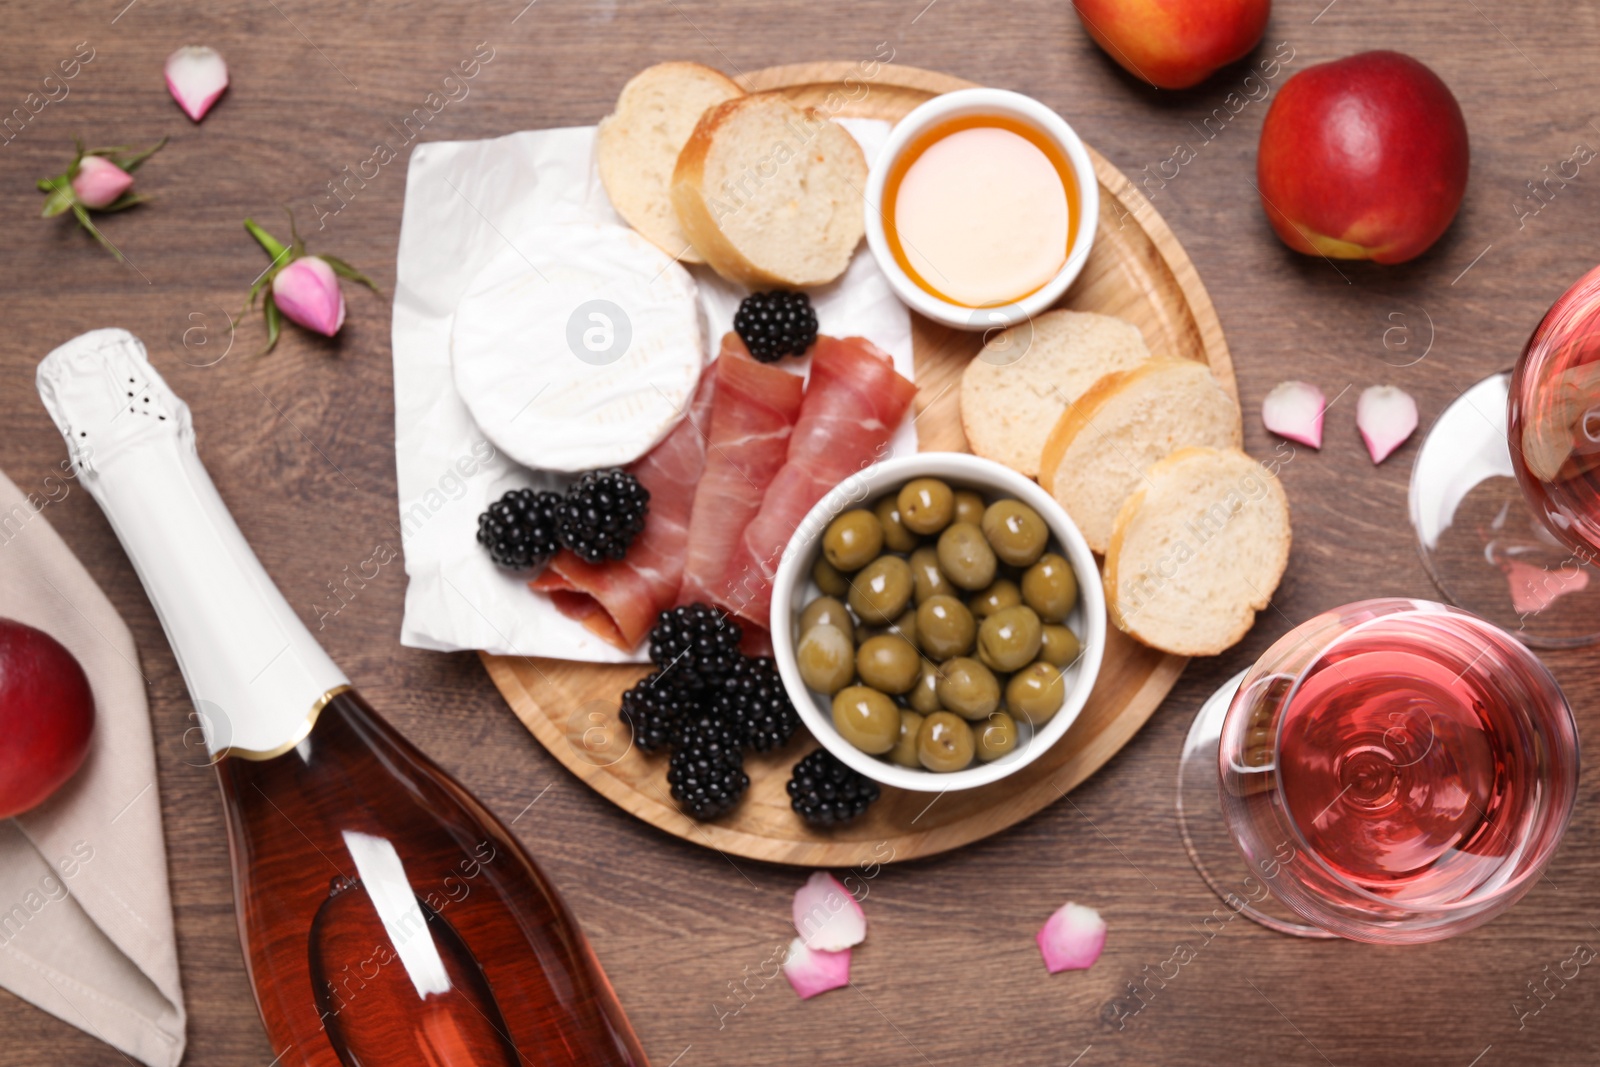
[883,113,1081,309]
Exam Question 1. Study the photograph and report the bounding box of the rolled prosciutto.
[531,368,717,650]
[713,335,916,628]
[677,335,805,609]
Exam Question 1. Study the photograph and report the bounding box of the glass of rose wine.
[1410,264,1600,645]
[1177,598,1577,942]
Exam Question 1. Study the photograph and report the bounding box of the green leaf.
[284,207,306,257]
[71,203,123,261]
[260,295,283,356]
[243,218,290,261]
[36,174,68,193]
[117,137,167,173]
[320,255,380,293]
[39,186,74,218]
[98,192,149,213]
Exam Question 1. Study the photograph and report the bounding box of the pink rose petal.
[272,256,347,337]
[1036,902,1106,974]
[1500,557,1591,615]
[782,937,851,999]
[1262,380,1326,449]
[1357,385,1418,464]
[792,871,865,952]
[165,45,229,122]
[70,156,133,209]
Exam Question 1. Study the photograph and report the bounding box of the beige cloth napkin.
[0,468,185,1066]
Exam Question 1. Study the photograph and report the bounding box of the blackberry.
[648,603,743,684]
[668,715,749,819]
[787,748,880,828]
[734,290,818,363]
[557,468,650,564]
[476,488,562,570]
[618,672,699,752]
[713,656,800,752]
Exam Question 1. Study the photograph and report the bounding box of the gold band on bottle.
[215,684,352,762]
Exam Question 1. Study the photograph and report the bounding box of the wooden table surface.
[3,2,1598,1065]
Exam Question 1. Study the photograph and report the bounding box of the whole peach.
[1257,51,1469,264]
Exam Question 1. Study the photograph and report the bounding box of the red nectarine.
[1257,50,1469,264]
[0,618,95,819]
[1072,0,1271,90]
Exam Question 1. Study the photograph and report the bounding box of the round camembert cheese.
[451,219,704,472]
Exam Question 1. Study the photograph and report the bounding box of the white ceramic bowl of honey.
[864,88,1099,331]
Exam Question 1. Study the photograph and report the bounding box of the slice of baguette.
[1039,358,1242,553]
[1104,446,1291,657]
[672,93,867,287]
[597,62,745,264]
[961,310,1151,478]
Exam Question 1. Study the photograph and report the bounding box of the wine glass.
[1411,264,1600,646]
[1177,598,1577,942]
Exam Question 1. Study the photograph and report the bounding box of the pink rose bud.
[71,156,134,210]
[272,256,347,337]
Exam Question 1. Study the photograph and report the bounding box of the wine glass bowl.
[1411,264,1600,646]
[1509,262,1600,559]
[1215,598,1578,944]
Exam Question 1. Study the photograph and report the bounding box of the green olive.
[936,522,997,591]
[973,712,1019,762]
[889,710,925,769]
[799,596,855,644]
[953,489,986,526]
[935,656,1001,719]
[812,556,850,598]
[915,594,976,660]
[908,660,942,713]
[969,578,1022,620]
[1021,553,1077,623]
[832,685,900,754]
[909,546,950,604]
[848,555,913,625]
[977,605,1043,673]
[823,509,883,572]
[856,634,920,694]
[1006,661,1066,724]
[898,478,955,535]
[797,624,854,695]
[1039,625,1082,668]
[874,495,920,553]
[917,711,975,772]
[981,499,1049,567]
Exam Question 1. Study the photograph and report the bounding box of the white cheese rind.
[450,220,705,473]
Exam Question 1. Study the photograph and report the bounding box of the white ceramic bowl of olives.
[770,452,1106,793]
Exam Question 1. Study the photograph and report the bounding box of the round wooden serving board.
[481,62,1238,866]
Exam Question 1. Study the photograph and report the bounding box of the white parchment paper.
[391,119,915,661]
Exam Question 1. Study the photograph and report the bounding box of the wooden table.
[2,2,1596,1065]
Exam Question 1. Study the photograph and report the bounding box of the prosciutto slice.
[713,335,917,627]
[677,335,806,609]
[531,368,717,650]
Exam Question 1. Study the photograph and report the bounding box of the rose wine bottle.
[38,329,646,1067]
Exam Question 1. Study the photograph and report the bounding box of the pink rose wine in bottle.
[39,329,646,1066]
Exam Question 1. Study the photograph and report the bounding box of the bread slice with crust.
[597,62,745,263]
[671,93,867,287]
[1104,446,1291,657]
[960,310,1151,478]
[1039,358,1241,553]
